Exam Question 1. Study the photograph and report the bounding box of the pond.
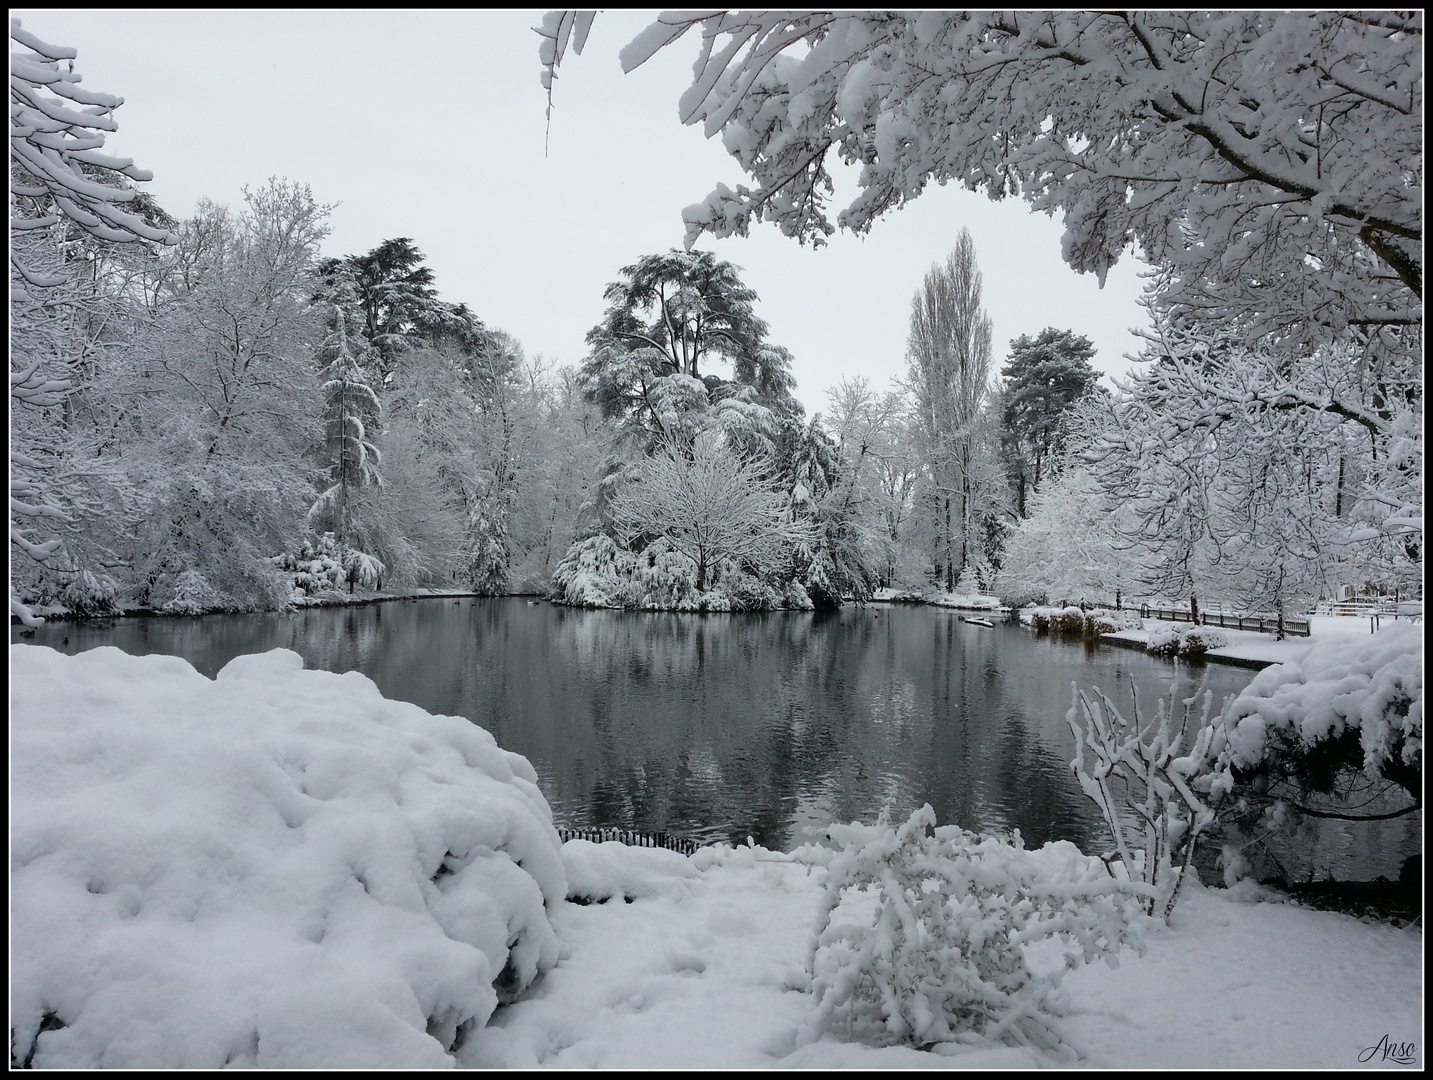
[13,597,1416,878]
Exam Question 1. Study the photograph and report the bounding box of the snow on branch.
[539,11,1422,346]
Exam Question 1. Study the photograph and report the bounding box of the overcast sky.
[15,9,1156,415]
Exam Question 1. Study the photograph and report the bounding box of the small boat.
[962,616,995,627]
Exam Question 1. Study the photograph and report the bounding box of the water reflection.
[13,599,1416,877]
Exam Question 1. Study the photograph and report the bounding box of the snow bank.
[1214,621,1423,781]
[10,644,564,1069]
[873,587,1002,610]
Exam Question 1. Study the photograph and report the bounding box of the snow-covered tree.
[307,301,385,585]
[580,248,797,450]
[115,180,329,612]
[994,467,1143,609]
[608,431,815,592]
[822,378,919,589]
[1083,315,1421,614]
[1000,329,1102,518]
[541,11,1421,350]
[904,231,994,590]
[9,18,175,624]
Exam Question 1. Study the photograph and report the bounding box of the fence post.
[1190,593,1200,626]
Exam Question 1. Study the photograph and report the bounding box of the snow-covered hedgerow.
[10,645,564,1069]
[1023,606,1140,636]
[1209,621,1423,792]
[798,806,1153,1057]
[1145,625,1228,658]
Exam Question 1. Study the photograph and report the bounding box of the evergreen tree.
[308,302,383,567]
[318,238,448,379]
[1000,328,1101,517]
[579,249,797,448]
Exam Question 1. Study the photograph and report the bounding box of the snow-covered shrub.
[721,567,785,612]
[1146,625,1227,658]
[158,568,225,615]
[272,533,347,598]
[782,578,816,610]
[1068,686,1222,919]
[1207,621,1422,802]
[17,568,122,618]
[1084,608,1142,634]
[799,805,1152,1057]
[1024,606,1094,635]
[11,645,564,1068]
[548,534,637,608]
[549,533,800,612]
[344,547,385,590]
[629,538,702,609]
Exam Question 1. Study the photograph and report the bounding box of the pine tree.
[1000,328,1101,517]
[309,302,383,564]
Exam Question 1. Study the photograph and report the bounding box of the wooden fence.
[1137,606,1311,637]
[557,827,701,856]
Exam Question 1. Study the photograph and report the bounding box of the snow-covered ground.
[1106,613,1406,667]
[11,640,1422,1069]
[468,840,1423,1070]
[870,588,1004,610]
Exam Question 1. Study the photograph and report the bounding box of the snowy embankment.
[870,587,1003,610]
[1104,613,1406,667]
[11,645,564,1069]
[11,639,1423,1068]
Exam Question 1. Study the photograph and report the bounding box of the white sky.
[14,9,1156,415]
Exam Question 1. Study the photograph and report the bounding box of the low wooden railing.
[1136,606,1311,637]
[557,827,701,856]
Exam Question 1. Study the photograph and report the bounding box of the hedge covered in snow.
[11,645,565,1068]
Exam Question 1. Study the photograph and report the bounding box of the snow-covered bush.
[548,532,800,612]
[1085,607,1143,634]
[1024,606,1133,636]
[626,538,702,609]
[11,645,564,1068]
[15,568,122,618]
[1068,687,1221,919]
[272,532,385,601]
[1207,621,1422,804]
[1146,625,1227,658]
[158,567,225,615]
[782,578,816,610]
[548,533,637,608]
[799,805,1152,1057]
[272,532,347,598]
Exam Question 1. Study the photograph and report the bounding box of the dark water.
[12,598,1416,876]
